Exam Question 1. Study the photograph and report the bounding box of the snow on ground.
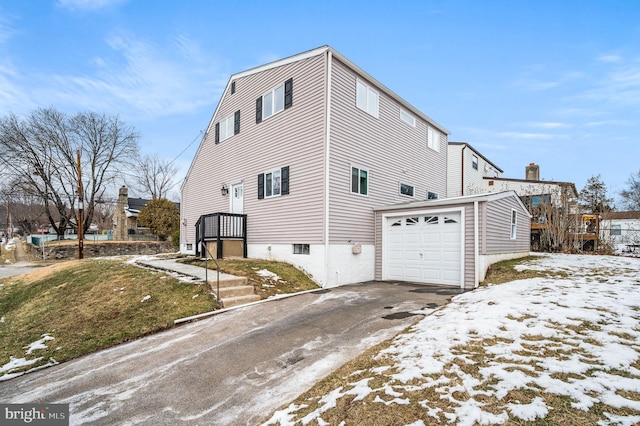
[265,254,640,426]
[0,334,58,382]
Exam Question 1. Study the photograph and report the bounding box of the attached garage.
[386,210,463,285]
[374,191,531,290]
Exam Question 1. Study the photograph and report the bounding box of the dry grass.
[181,257,320,298]
[0,258,219,378]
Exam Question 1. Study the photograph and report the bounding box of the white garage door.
[386,211,462,286]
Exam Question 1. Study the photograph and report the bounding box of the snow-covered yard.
[266,254,640,426]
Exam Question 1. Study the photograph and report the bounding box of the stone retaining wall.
[30,241,175,260]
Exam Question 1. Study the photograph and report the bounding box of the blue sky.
[1,0,639,204]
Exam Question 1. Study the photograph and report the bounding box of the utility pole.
[77,150,84,260]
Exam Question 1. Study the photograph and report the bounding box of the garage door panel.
[385,212,462,286]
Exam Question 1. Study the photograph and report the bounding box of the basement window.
[293,244,310,255]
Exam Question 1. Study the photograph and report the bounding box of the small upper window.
[400,183,414,197]
[472,155,479,170]
[399,109,415,127]
[427,127,440,151]
[510,209,517,239]
[356,80,379,118]
[351,166,368,195]
[427,191,439,200]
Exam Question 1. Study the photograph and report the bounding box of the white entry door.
[231,183,243,214]
[385,211,463,286]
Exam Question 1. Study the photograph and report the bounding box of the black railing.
[195,212,247,258]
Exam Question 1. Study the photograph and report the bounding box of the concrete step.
[218,285,257,298]
[206,276,248,288]
[221,294,261,308]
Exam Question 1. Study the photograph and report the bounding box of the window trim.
[399,109,415,127]
[510,209,517,240]
[351,165,369,196]
[427,126,440,152]
[399,183,414,198]
[356,79,379,118]
[293,244,310,255]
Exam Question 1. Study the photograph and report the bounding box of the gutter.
[323,50,333,288]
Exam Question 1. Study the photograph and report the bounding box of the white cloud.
[524,122,572,129]
[497,132,560,140]
[57,0,127,12]
[31,33,227,118]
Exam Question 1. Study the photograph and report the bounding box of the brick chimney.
[526,163,540,181]
[114,186,128,241]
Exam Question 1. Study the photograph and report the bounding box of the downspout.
[323,50,333,288]
[461,144,467,196]
[474,200,479,288]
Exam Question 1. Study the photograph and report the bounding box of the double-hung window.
[214,110,240,144]
[356,80,379,117]
[256,78,293,123]
[427,127,440,151]
[351,166,368,195]
[258,166,290,199]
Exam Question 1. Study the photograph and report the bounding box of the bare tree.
[0,107,139,238]
[620,170,640,211]
[130,154,177,200]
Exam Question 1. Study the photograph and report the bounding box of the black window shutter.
[256,97,262,123]
[215,122,220,144]
[234,110,240,135]
[257,173,264,199]
[231,81,236,94]
[281,166,289,195]
[284,78,293,109]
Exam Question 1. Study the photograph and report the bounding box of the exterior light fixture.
[221,185,229,196]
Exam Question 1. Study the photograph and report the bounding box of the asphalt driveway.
[0,281,461,425]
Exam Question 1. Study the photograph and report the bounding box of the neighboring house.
[113,186,179,240]
[600,211,640,253]
[447,142,503,198]
[180,46,530,289]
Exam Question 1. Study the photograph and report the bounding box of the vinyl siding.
[483,196,530,255]
[181,54,327,246]
[328,58,448,245]
[447,144,463,197]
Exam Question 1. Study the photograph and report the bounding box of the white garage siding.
[385,210,463,286]
[375,191,530,290]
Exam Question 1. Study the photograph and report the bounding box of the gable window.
[293,244,310,255]
[231,81,236,94]
[351,166,368,195]
[510,209,517,239]
[400,183,414,197]
[427,127,440,151]
[472,155,479,170]
[256,78,293,123]
[215,110,240,144]
[356,80,379,118]
[399,109,415,127]
[258,166,290,199]
[427,191,439,200]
